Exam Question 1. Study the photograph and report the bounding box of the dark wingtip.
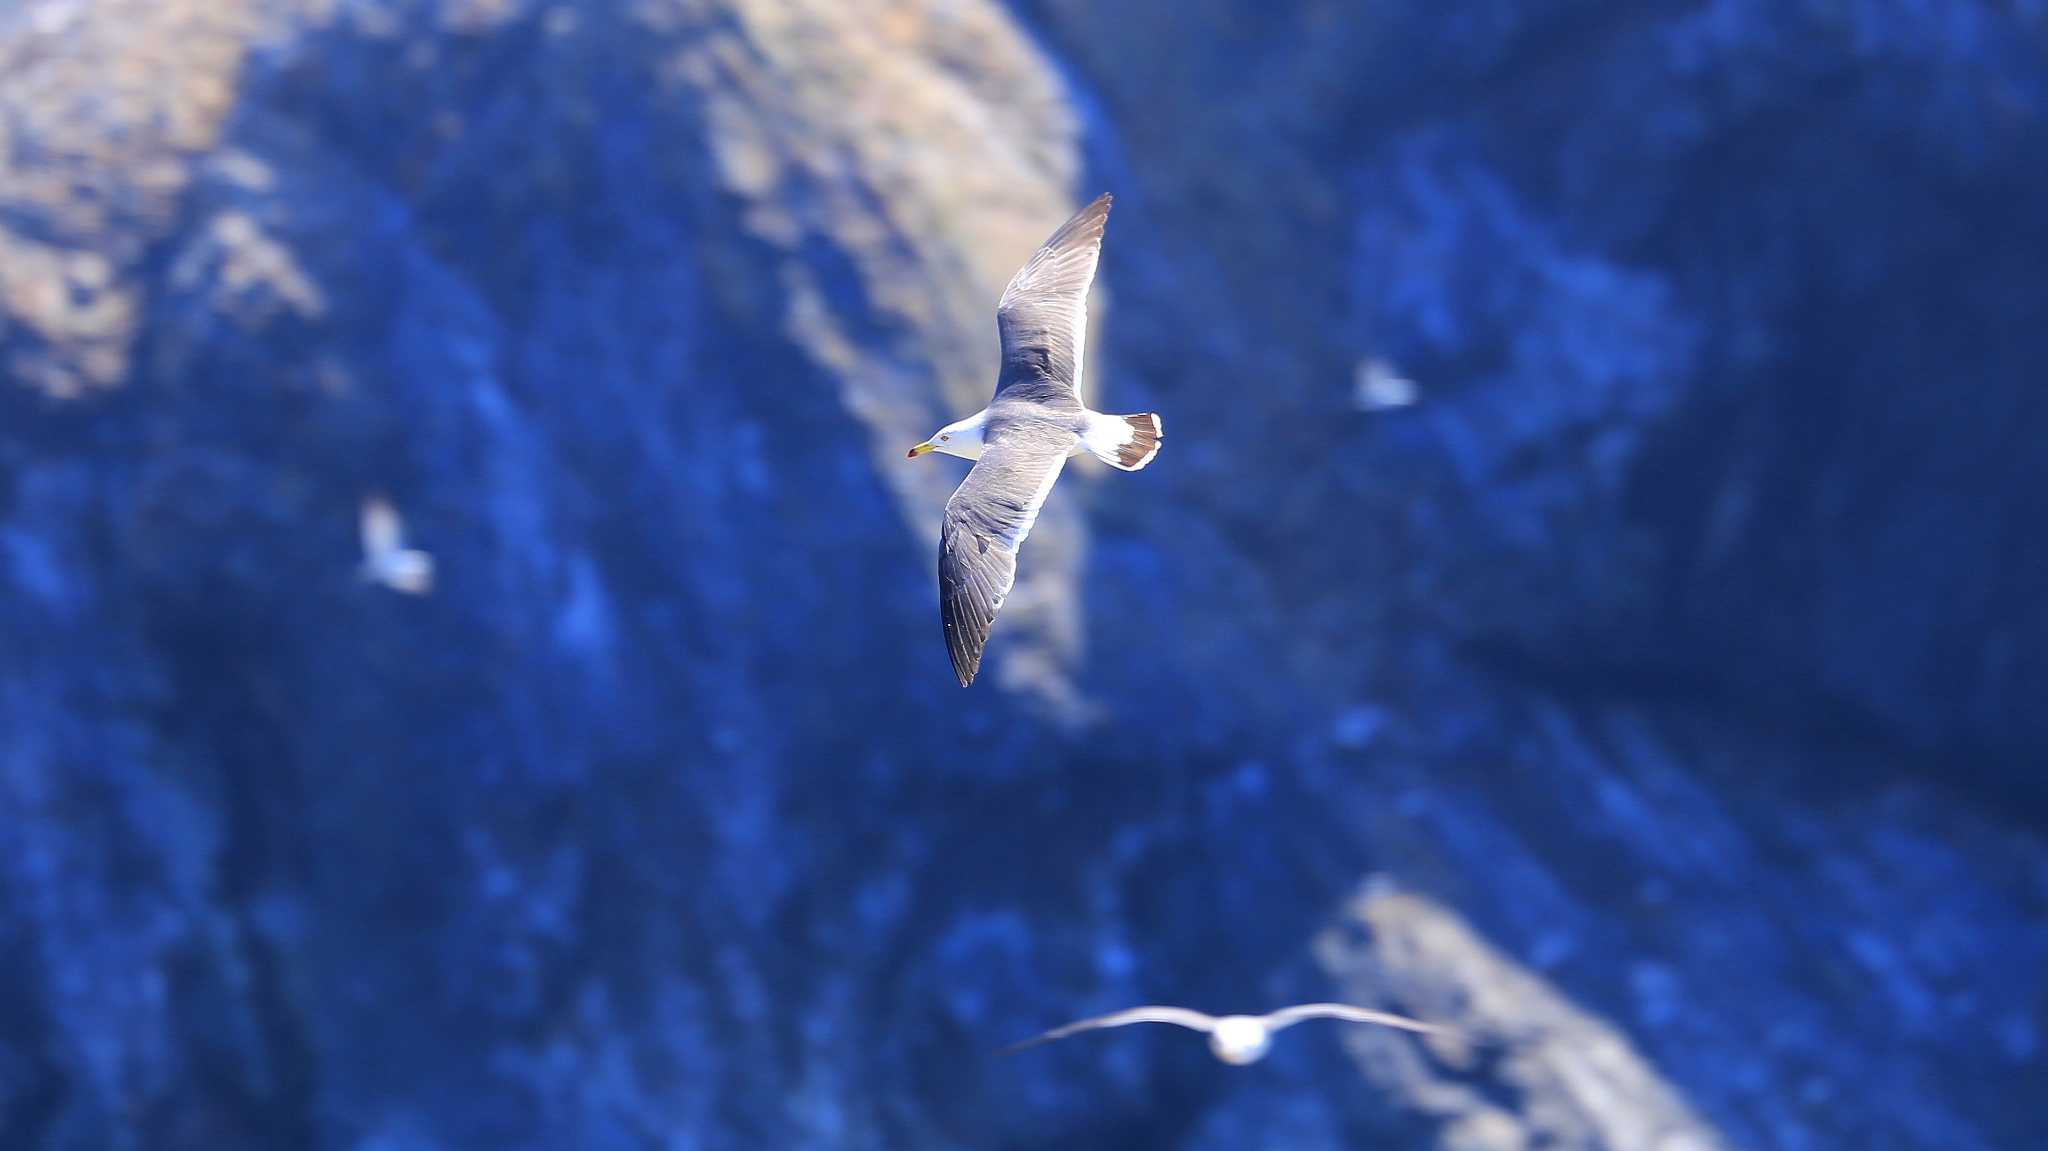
[949,637,980,687]
[1069,193,1112,234]
[948,625,980,686]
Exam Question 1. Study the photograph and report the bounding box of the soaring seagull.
[907,193,1161,687]
[999,1003,1449,1065]
[1353,356,1419,411]
[359,495,435,596]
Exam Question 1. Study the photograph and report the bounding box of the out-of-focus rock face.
[1023,0,2048,773]
[0,0,260,397]
[0,2,2042,1149]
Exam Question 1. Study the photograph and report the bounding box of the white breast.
[1206,1016,1272,1065]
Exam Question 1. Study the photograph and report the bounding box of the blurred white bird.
[1000,1003,1448,1065]
[1353,357,1419,411]
[359,495,434,595]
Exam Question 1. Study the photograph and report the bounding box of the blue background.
[0,1,2043,1147]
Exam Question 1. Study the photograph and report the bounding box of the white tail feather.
[1083,411,1163,471]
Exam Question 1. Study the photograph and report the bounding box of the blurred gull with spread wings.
[1001,1003,1449,1065]
[1354,356,1419,411]
[359,495,435,596]
[906,194,1162,686]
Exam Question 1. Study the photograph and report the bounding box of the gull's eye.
[941,435,951,442]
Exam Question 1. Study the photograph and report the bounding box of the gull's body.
[359,495,435,596]
[907,194,1162,686]
[1354,357,1418,411]
[1001,1003,1448,1065]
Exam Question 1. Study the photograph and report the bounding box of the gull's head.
[1206,1016,1272,1065]
[907,412,987,461]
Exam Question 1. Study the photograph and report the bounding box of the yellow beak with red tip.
[907,442,937,458]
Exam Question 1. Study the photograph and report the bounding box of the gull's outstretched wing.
[998,1006,1217,1056]
[1261,1003,1447,1037]
[995,193,1110,400]
[938,434,1070,686]
[360,496,403,558]
[383,550,436,596]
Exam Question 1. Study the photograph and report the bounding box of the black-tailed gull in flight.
[906,193,1161,686]
[359,495,435,595]
[1000,1003,1448,1065]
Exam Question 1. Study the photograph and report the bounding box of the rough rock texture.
[2,2,2044,1149]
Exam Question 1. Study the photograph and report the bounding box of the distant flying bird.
[1000,1003,1449,1065]
[359,495,435,595]
[1353,357,1418,411]
[906,193,1161,686]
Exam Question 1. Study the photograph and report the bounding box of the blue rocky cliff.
[1,2,2043,1148]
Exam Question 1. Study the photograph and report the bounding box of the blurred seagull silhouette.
[1353,357,1418,411]
[906,193,1162,687]
[359,495,434,595]
[1000,1003,1449,1065]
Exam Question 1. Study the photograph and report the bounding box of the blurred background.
[2,1,2045,1148]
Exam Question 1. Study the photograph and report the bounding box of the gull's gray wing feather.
[998,1006,1217,1056]
[1261,1003,1447,1036]
[361,496,402,558]
[995,193,1110,400]
[938,431,1072,686]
